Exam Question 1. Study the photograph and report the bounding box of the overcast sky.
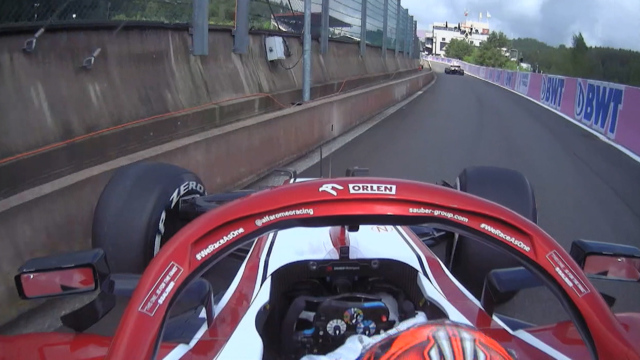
[402,0,640,51]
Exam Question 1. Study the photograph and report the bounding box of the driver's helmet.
[357,320,513,360]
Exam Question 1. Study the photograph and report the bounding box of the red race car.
[2,162,640,360]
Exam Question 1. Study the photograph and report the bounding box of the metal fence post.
[303,0,312,102]
[360,0,367,56]
[395,1,401,56]
[321,0,330,54]
[382,0,388,57]
[192,0,209,55]
[233,0,250,54]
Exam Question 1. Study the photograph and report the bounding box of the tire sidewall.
[92,162,206,274]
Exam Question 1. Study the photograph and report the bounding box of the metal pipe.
[303,0,312,102]
[321,0,330,54]
[233,0,250,54]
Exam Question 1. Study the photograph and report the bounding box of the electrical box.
[265,36,286,61]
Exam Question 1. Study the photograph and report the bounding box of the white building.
[431,20,490,56]
[423,31,433,54]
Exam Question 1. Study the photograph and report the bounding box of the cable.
[0,93,290,166]
[286,0,296,18]
[263,0,303,70]
[278,47,303,70]
[265,0,282,30]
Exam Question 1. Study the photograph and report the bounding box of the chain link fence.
[0,0,417,53]
[0,0,241,27]
[0,0,194,26]
[209,0,236,26]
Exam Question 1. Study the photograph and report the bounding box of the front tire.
[91,162,206,273]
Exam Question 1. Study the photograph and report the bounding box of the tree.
[486,31,509,49]
[467,31,511,68]
[569,32,591,78]
[445,38,474,60]
[510,34,640,86]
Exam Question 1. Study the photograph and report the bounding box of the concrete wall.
[0,70,434,326]
[0,68,419,200]
[0,28,417,160]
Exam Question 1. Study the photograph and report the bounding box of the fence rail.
[0,0,419,58]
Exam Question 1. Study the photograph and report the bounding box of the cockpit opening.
[256,258,449,359]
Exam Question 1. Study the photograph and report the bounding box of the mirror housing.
[345,167,370,177]
[15,248,110,300]
[18,267,96,299]
[570,240,640,282]
[481,267,541,317]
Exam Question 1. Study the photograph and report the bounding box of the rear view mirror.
[570,239,640,282]
[481,267,541,317]
[18,267,97,299]
[14,248,110,300]
[583,255,640,281]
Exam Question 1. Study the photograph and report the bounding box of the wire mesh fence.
[0,0,194,26]
[209,0,236,26]
[365,0,383,47]
[328,0,360,42]
[0,0,418,53]
[387,0,397,50]
[397,6,407,51]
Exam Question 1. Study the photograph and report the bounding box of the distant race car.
[2,162,640,360]
[445,64,465,75]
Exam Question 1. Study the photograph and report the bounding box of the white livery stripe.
[512,330,571,360]
[395,226,445,297]
[215,239,259,314]
[434,244,570,359]
[252,233,275,301]
[417,273,472,327]
[161,309,208,360]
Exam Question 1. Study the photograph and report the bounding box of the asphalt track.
[299,62,640,322]
[303,63,640,250]
[4,63,640,339]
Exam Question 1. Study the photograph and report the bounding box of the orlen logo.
[348,184,396,195]
[540,75,565,110]
[574,79,624,139]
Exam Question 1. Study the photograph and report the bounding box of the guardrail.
[425,55,640,162]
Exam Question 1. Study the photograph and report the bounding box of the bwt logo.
[517,73,530,94]
[494,71,502,83]
[540,75,566,110]
[574,80,624,138]
[504,72,514,88]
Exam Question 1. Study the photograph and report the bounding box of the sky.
[402,0,640,51]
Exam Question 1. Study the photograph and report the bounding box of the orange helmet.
[357,320,513,360]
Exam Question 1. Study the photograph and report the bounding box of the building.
[423,31,434,54]
[431,20,490,56]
